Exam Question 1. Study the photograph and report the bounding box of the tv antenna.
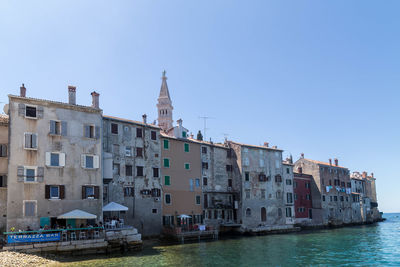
[198,116,215,141]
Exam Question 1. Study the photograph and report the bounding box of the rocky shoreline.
[0,251,58,266]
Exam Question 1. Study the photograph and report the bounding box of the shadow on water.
[49,214,400,266]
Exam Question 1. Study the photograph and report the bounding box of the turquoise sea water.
[58,213,400,266]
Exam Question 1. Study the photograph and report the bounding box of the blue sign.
[7,232,61,243]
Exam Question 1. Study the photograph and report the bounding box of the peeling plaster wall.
[102,118,162,236]
[7,96,103,231]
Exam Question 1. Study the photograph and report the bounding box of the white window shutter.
[32,134,37,148]
[93,155,99,169]
[45,152,51,166]
[24,133,31,148]
[81,155,86,168]
[59,153,66,167]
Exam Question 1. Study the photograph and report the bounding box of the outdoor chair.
[62,231,68,241]
[79,231,86,240]
[70,232,77,241]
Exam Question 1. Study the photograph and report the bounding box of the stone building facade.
[0,114,9,232]
[282,160,295,225]
[199,140,240,228]
[228,141,289,231]
[294,157,352,226]
[6,85,103,231]
[102,115,162,237]
[293,171,313,224]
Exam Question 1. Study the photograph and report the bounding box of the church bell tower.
[157,70,173,131]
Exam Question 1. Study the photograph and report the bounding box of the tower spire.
[157,70,173,131]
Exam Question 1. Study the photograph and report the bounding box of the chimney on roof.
[362,171,367,178]
[298,167,303,174]
[190,132,194,139]
[334,158,338,166]
[142,114,147,124]
[272,145,277,149]
[263,142,269,147]
[68,85,76,105]
[20,83,26,97]
[177,118,182,127]
[301,153,304,159]
[371,172,374,178]
[329,159,332,165]
[91,91,100,109]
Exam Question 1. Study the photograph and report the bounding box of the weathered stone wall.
[102,117,162,237]
[0,119,8,232]
[7,95,103,231]
[282,163,294,225]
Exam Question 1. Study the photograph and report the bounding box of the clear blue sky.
[0,1,399,212]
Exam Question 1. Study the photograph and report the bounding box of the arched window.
[276,191,281,199]
[246,208,251,217]
[278,208,282,217]
[261,207,267,222]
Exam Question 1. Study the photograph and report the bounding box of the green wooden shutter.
[184,143,189,152]
[163,139,169,149]
[164,158,170,168]
[165,176,170,186]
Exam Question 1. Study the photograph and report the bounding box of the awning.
[57,209,97,219]
[102,202,129,212]
[178,214,192,219]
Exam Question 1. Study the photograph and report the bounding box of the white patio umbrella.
[102,202,128,212]
[178,214,192,219]
[57,209,97,219]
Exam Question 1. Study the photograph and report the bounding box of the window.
[136,166,144,176]
[151,131,157,140]
[82,186,99,199]
[227,149,233,158]
[340,196,344,202]
[182,131,187,138]
[123,187,134,197]
[278,208,282,217]
[111,123,118,134]
[286,179,292,185]
[25,168,36,182]
[286,168,290,174]
[84,125,96,139]
[189,179,194,191]
[195,178,200,187]
[125,146,132,157]
[245,189,250,199]
[163,139,169,150]
[334,196,338,202]
[261,189,266,199]
[152,209,158,214]
[164,176,170,186]
[24,201,36,216]
[275,174,282,183]
[276,191,281,199]
[330,196,333,202]
[184,143,190,152]
[202,162,208,169]
[228,179,232,187]
[0,144,7,157]
[0,175,7,187]
[136,128,143,138]
[226,165,233,172]
[275,159,280,169]
[24,133,37,149]
[245,172,249,181]
[322,195,326,201]
[305,182,310,188]
[306,194,311,200]
[125,165,133,176]
[50,186,60,199]
[153,168,159,178]
[294,193,297,200]
[346,196,349,202]
[113,144,120,155]
[196,195,201,205]
[294,181,297,188]
[81,155,99,169]
[50,153,59,167]
[163,158,170,168]
[202,147,207,154]
[286,207,292,217]
[287,193,293,203]
[112,163,120,175]
[185,163,190,170]
[136,147,143,157]
[49,120,67,136]
[246,208,251,217]
[165,194,171,205]
[25,106,37,118]
[203,177,208,186]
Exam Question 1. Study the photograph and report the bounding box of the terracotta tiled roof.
[228,141,283,152]
[0,114,9,124]
[304,159,348,169]
[103,115,160,129]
